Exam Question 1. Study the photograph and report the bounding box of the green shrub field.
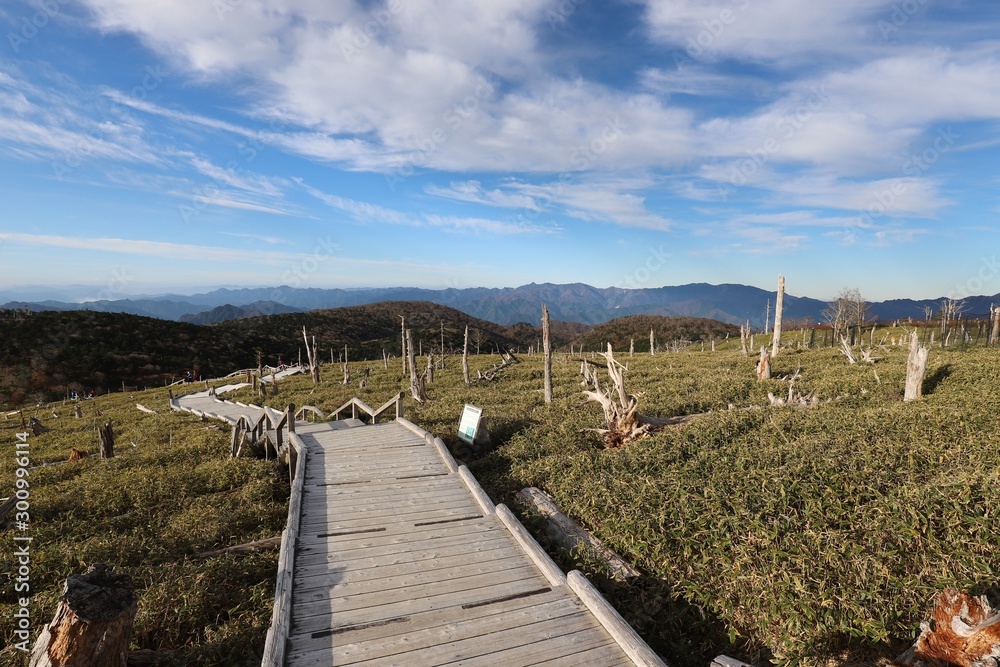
[1,328,998,666]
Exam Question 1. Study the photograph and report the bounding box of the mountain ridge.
[4,282,997,327]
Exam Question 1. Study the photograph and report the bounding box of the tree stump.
[894,588,1000,667]
[98,421,114,459]
[756,347,771,381]
[30,417,49,436]
[29,563,137,667]
[904,331,929,402]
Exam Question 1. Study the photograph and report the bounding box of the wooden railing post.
[287,404,295,434]
[351,402,358,420]
[396,391,404,419]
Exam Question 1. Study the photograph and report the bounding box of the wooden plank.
[458,465,495,515]
[330,610,602,667]
[566,569,667,667]
[454,626,623,667]
[293,523,513,567]
[295,597,592,667]
[302,500,483,533]
[293,564,542,614]
[290,569,550,635]
[295,517,505,554]
[296,553,534,600]
[496,504,567,588]
[285,586,573,664]
[295,538,526,581]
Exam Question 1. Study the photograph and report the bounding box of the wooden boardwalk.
[171,390,666,667]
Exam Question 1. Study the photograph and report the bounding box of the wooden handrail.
[329,392,404,423]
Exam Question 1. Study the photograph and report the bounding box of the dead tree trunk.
[649,328,655,356]
[583,344,649,448]
[771,274,785,357]
[542,305,553,404]
[301,326,319,384]
[893,588,1000,667]
[991,305,1000,346]
[629,338,634,357]
[904,331,929,402]
[29,564,136,667]
[440,321,446,369]
[406,329,425,404]
[462,325,470,385]
[425,353,434,384]
[756,347,771,381]
[98,421,114,459]
[740,322,750,356]
[400,315,407,374]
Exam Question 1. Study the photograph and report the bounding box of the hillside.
[574,315,741,352]
[0,302,587,407]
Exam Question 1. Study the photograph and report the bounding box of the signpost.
[457,404,482,445]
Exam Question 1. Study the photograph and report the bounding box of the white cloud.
[0,232,296,263]
[425,180,539,210]
[641,0,893,61]
[297,179,555,234]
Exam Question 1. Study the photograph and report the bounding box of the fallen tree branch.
[192,536,281,560]
[515,487,640,581]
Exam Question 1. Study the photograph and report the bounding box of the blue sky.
[1,0,998,302]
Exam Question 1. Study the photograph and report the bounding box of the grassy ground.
[1,331,998,666]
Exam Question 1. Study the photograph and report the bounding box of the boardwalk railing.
[261,413,306,667]
[329,391,404,423]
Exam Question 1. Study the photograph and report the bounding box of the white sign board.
[457,404,482,444]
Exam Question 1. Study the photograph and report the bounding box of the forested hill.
[574,315,740,352]
[0,302,587,407]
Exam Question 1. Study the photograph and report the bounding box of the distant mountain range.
[2,282,997,327]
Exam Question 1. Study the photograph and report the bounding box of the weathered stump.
[29,564,136,667]
[30,417,49,436]
[894,588,1000,667]
[756,347,771,381]
[904,331,929,402]
[98,421,114,459]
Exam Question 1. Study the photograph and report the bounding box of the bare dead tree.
[583,345,650,448]
[771,275,785,356]
[542,305,552,404]
[301,326,320,384]
[462,325,470,385]
[406,329,425,404]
